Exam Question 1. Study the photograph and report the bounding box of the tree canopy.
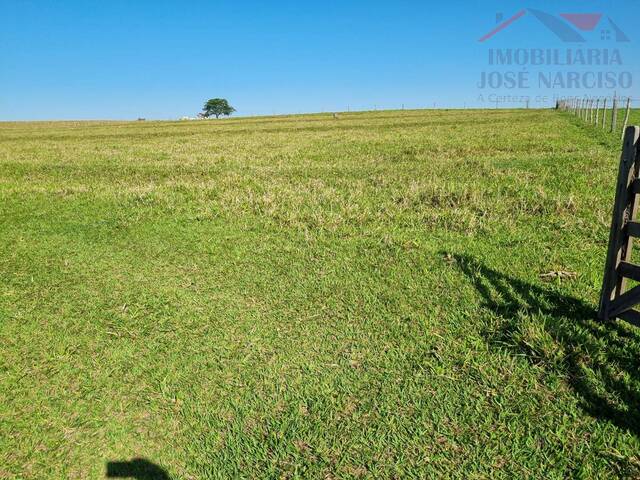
[202,98,235,119]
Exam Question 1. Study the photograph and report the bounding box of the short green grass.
[1,109,640,479]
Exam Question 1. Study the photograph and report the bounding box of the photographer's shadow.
[452,253,640,436]
[106,458,170,480]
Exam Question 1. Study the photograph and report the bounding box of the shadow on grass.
[451,254,640,437]
[106,458,170,480]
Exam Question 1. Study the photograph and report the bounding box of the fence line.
[621,97,632,140]
[557,95,637,140]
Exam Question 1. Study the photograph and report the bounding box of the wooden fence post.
[599,126,640,324]
[595,99,600,125]
[579,99,582,119]
[611,96,618,133]
[622,97,632,141]
[586,99,591,122]
[602,98,608,129]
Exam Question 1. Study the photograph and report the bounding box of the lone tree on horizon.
[202,98,235,119]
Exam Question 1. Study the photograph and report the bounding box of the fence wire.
[557,96,638,140]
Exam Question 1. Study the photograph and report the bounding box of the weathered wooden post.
[599,126,640,324]
[621,97,632,141]
[595,98,600,125]
[602,98,608,129]
[579,99,583,119]
[611,96,618,133]
[585,99,590,122]
[585,99,590,121]
[586,99,591,122]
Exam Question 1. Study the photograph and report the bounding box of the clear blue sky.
[2,0,638,120]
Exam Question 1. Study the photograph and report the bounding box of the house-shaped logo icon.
[479,9,630,43]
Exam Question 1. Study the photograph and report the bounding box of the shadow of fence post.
[450,253,640,437]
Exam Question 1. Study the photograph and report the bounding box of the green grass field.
[2,109,640,479]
